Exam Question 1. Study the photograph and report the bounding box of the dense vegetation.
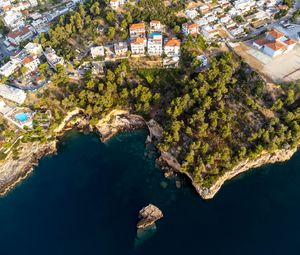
[32,50,300,187]
[6,0,300,188]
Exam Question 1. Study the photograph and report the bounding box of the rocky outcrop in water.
[137,204,163,229]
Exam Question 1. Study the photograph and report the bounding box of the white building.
[114,42,128,56]
[0,84,26,104]
[164,38,181,57]
[3,10,24,29]
[185,9,199,19]
[147,32,163,56]
[182,23,199,36]
[130,37,146,55]
[201,25,220,39]
[253,29,297,57]
[195,18,208,27]
[0,60,20,77]
[7,26,35,45]
[44,47,64,70]
[129,23,146,38]
[149,20,161,31]
[22,56,40,72]
[90,46,105,58]
[234,0,256,12]
[24,42,43,56]
[31,17,49,34]
[110,0,126,9]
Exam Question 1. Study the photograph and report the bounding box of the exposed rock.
[0,141,57,196]
[95,110,146,142]
[159,146,299,200]
[146,119,163,143]
[195,147,298,199]
[137,204,163,229]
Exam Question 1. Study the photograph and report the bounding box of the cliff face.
[160,146,298,199]
[0,109,298,200]
[0,141,57,195]
[95,110,146,142]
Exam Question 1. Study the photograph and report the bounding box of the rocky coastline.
[0,109,146,197]
[0,108,299,200]
[159,146,299,199]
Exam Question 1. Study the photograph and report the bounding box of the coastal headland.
[0,109,298,199]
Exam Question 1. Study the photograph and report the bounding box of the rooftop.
[266,29,285,39]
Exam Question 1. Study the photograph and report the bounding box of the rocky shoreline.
[0,109,299,199]
[0,109,146,197]
[159,146,299,199]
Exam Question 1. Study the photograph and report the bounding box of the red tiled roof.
[8,26,31,39]
[254,37,269,46]
[266,29,284,39]
[165,38,181,47]
[284,38,296,45]
[265,40,286,51]
[129,23,145,30]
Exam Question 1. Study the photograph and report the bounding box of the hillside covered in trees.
[26,0,300,188]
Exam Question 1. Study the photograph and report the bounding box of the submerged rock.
[137,204,163,229]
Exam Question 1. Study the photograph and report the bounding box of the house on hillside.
[114,42,128,56]
[130,37,146,55]
[129,23,146,38]
[7,26,35,45]
[164,38,181,57]
[147,32,163,56]
[253,29,296,57]
[182,22,199,36]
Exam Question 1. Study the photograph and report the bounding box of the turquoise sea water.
[0,130,299,255]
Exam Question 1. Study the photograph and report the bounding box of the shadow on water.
[0,130,299,255]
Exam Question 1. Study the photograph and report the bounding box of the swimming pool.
[15,113,29,122]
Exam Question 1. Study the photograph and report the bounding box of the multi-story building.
[44,47,64,70]
[147,32,163,56]
[129,23,146,38]
[31,17,49,34]
[7,26,35,45]
[0,60,20,77]
[114,42,128,56]
[182,23,199,36]
[3,10,24,29]
[130,37,146,55]
[164,38,181,57]
[0,84,26,104]
[21,56,40,72]
[149,20,161,31]
[24,43,43,56]
[201,25,220,39]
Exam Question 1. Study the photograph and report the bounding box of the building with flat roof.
[90,46,105,58]
[44,47,64,70]
[147,32,163,56]
[0,84,27,104]
[0,60,20,77]
[114,42,128,56]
